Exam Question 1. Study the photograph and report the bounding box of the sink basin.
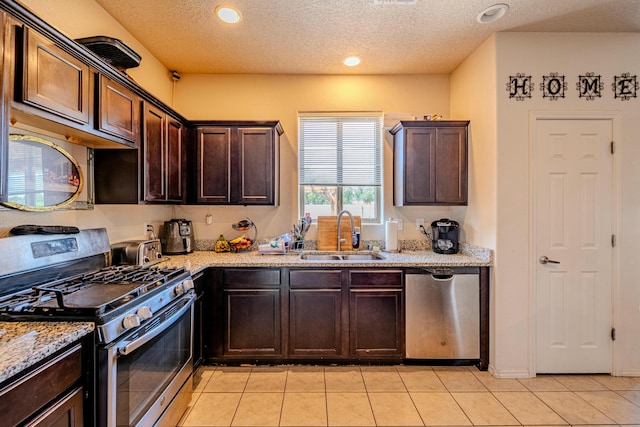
[299,254,342,260]
[341,254,386,260]
[299,253,385,261]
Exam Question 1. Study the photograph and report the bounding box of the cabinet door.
[403,127,436,204]
[224,289,281,357]
[435,127,467,204]
[166,118,183,202]
[349,270,403,357]
[233,127,275,205]
[223,269,281,357]
[349,289,403,357]
[289,270,342,357]
[143,104,165,201]
[27,387,84,427]
[22,27,90,124]
[97,75,141,144]
[197,127,230,203]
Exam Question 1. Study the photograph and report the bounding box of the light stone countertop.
[0,321,94,385]
[158,245,493,274]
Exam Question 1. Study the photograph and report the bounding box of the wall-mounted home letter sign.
[541,73,567,100]
[613,73,638,100]
[507,74,534,101]
[577,73,603,100]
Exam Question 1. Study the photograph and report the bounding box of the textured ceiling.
[94,0,640,75]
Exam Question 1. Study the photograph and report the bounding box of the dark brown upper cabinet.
[96,74,141,146]
[193,121,282,205]
[21,26,90,125]
[143,103,183,203]
[391,120,469,206]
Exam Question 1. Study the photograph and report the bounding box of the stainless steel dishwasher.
[405,267,480,359]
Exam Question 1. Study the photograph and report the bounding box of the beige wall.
[450,34,498,372]
[173,73,457,242]
[2,0,460,244]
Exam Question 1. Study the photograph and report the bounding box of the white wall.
[493,32,640,376]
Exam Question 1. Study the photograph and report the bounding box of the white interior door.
[534,118,614,374]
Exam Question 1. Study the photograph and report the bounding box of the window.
[298,112,383,223]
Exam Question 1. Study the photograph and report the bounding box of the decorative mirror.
[3,134,84,211]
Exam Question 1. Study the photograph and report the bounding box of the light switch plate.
[396,219,403,231]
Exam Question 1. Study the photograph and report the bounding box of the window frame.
[297,111,383,224]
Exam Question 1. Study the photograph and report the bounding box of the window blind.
[298,112,383,187]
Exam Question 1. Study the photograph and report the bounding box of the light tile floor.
[178,365,640,427]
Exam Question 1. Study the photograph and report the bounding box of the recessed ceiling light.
[215,5,242,24]
[344,56,361,67]
[477,3,509,24]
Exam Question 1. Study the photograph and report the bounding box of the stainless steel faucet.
[337,209,355,251]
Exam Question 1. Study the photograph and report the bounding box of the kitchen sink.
[299,254,343,260]
[341,254,385,260]
[299,253,386,261]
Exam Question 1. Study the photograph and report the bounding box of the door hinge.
[611,327,616,341]
[612,234,616,248]
[610,141,615,154]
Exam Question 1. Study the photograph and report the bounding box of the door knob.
[539,256,560,265]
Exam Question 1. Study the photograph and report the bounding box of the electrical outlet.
[206,214,213,225]
[396,219,403,231]
[144,222,151,236]
[416,218,424,230]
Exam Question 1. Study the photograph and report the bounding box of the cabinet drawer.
[290,270,341,289]
[223,268,281,287]
[0,344,82,427]
[349,270,402,287]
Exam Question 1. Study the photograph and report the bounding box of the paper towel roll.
[385,219,398,252]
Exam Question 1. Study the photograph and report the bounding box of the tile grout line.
[396,366,427,427]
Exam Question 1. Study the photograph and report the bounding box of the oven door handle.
[117,293,194,356]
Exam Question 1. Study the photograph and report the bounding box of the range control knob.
[122,314,141,329]
[182,279,194,291]
[137,306,153,320]
[174,284,185,296]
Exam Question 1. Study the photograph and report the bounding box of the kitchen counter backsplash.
[163,240,492,274]
[195,238,437,252]
[194,238,490,259]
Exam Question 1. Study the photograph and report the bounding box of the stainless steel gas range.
[0,228,195,427]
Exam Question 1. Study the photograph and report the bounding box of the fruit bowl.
[228,218,257,251]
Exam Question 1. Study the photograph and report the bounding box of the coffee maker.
[161,219,195,254]
[430,218,459,254]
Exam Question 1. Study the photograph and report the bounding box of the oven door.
[98,292,195,427]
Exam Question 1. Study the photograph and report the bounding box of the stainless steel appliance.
[111,239,163,267]
[0,228,195,427]
[405,267,479,360]
[161,219,195,254]
[430,218,459,254]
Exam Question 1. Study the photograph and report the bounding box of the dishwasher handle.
[430,274,454,281]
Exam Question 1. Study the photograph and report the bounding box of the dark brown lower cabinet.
[289,269,342,358]
[0,343,84,427]
[225,289,281,357]
[349,270,403,358]
[29,387,84,427]
[204,266,489,368]
[222,269,282,359]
